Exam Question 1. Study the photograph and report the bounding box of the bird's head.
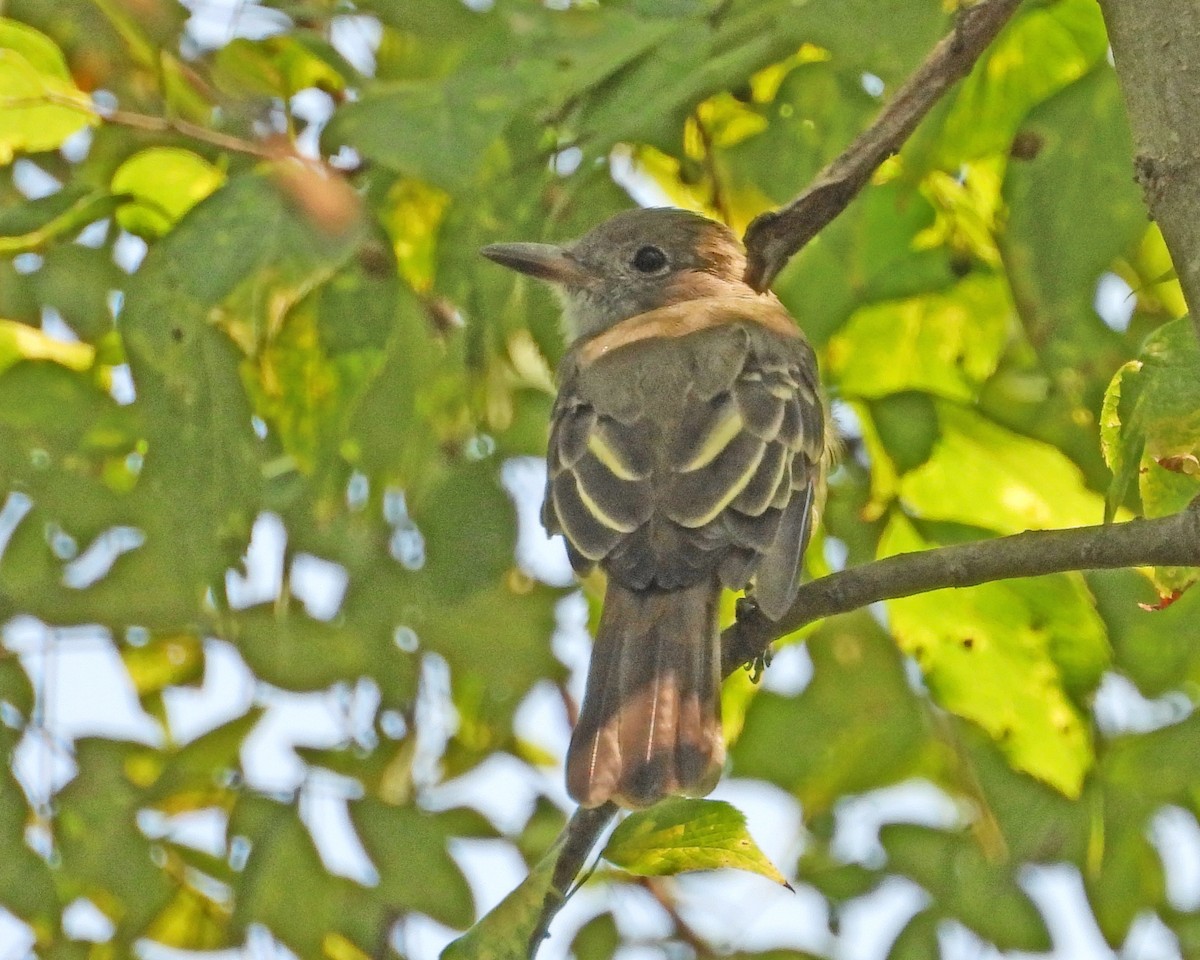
[482,208,752,339]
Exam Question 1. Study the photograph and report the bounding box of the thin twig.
[529,803,616,954]
[742,0,1025,290]
[644,877,713,956]
[692,109,731,225]
[4,91,278,159]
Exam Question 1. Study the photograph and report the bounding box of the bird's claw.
[745,648,772,684]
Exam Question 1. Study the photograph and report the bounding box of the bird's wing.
[544,305,824,620]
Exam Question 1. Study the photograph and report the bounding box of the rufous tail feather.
[566,578,724,808]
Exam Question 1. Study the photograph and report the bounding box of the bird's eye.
[632,245,668,273]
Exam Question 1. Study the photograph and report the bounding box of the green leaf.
[899,402,1109,533]
[1091,568,1200,698]
[0,187,121,256]
[120,171,365,601]
[111,147,226,239]
[1099,317,1200,592]
[776,176,956,349]
[351,800,475,928]
[1100,359,1146,520]
[230,605,418,701]
[441,827,559,960]
[889,909,940,960]
[880,513,1108,796]
[213,35,354,100]
[0,17,96,162]
[601,797,789,885]
[570,912,621,960]
[1084,716,1200,943]
[915,0,1108,168]
[733,611,939,816]
[1001,66,1146,371]
[828,275,1012,402]
[28,241,124,340]
[229,794,389,957]
[55,739,176,939]
[1126,317,1200,516]
[323,71,526,192]
[881,824,1051,952]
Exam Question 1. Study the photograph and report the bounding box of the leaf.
[111,147,226,239]
[119,170,365,601]
[120,631,204,698]
[880,513,1108,796]
[733,611,940,816]
[1100,317,1200,593]
[881,824,1051,952]
[0,17,96,162]
[0,188,122,256]
[213,35,354,100]
[1127,318,1200,517]
[351,800,475,928]
[889,909,940,960]
[601,797,789,885]
[54,739,176,938]
[0,765,57,926]
[230,605,418,702]
[570,912,621,960]
[1091,568,1200,698]
[440,828,559,960]
[828,275,1012,402]
[0,317,93,375]
[323,71,526,192]
[898,402,1109,533]
[1001,66,1146,372]
[915,0,1109,168]
[229,794,390,957]
[1100,359,1145,520]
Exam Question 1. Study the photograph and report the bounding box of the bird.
[482,207,827,808]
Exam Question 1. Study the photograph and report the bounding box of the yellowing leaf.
[0,317,93,375]
[828,275,1012,402]
[324,933,371,960]
[602,797,789,886]
[0,19,95,163]
[214,36,350,100]
[121,633,204,697]
[880,514,1106,796]
[899,402,1108,533]
[111,147,226,239]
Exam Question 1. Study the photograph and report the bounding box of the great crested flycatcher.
[483,207,826,808]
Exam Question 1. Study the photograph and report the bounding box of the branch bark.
[1097,0,1200,340]
[741,0,1023,291]
[723,503,1200,671]
[531,502,1200,954]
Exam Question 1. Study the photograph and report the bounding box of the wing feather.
[544,314,824,614]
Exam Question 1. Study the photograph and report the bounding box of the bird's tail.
[566,578,724,808]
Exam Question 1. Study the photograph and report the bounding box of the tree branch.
[723,502,1200,671]
[741,0,1024,291]
[531,502,1200,953]
[1096,0,1200,341]
[529,803,616,954]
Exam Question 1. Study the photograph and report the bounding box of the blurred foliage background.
[1,0,1200,958]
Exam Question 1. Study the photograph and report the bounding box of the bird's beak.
[480,242,592,287]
